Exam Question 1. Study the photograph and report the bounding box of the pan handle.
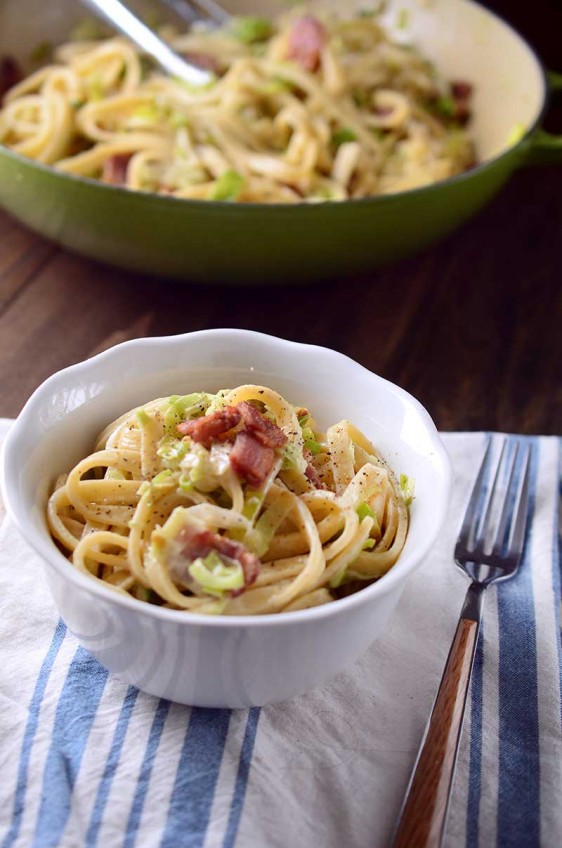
[522,70,562,166]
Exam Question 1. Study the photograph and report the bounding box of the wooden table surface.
[0,0,560,433]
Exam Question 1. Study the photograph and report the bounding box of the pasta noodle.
[47,385,411,615]
[0,9,475,201]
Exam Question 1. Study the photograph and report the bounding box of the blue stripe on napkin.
[160,708,231,848]
[463,433,493,848]
[86,685,139,847]
[222,707,261,848]
[496,438,540,847]
[2,620,67,848]
[32,647,108,848]
[124,698,171,848]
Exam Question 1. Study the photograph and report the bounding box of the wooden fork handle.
[392,583,484,848]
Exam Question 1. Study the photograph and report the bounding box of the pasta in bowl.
[2,330,450,705]
[48,385,410,616]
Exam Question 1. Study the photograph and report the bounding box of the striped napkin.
[0,420,560,848]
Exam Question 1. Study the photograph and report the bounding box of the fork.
[80,0,218,85]
[391,436,532,848]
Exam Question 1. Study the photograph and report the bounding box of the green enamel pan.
[0,0,560,285]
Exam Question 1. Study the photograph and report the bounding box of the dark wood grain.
[392,617,479,848]
[0,1,561,431]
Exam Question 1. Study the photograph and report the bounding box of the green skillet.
[0,0,560,285]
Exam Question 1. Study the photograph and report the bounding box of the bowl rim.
[0,0,548,212]
[1,328,453,628]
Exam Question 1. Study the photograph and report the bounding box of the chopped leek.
[137,481,151,496]
[151,469,174,490]
[443,129,468,158]
[169,110,190,129]
[358,1,387,15]
[302,425,323,455]
[356,501,375,522]
[185,447,211,485]
[136,408,150,426]
[362,538,376,551]
[30,41,52,64]
[206,389,230,414]
[329,568,347,588]
[433,96,457,119]
[131,103,161,123]
[133,585,160,603]
[70,18,107,42]
[164,393,211,434]
[258,77,294,95]
[331,128,358,148]
[352,89,370,108]
[242,492,262,521]
[396,8,410,29]
[189,552,244,596]
[281,441,304,472]
[399,473,415,506]
[178,474,194,493]
[231,15,274,44]
[210,170,245,202]
[86,75,104,101]
[304,436,322,455]
[157,437,189,468]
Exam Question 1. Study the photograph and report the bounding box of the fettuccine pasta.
[0,9,475,201]
[47,386,412,615]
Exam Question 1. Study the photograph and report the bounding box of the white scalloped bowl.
[1,330,451,707]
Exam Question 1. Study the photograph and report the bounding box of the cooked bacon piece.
[305,463,323,489]
[451,81,473,101]
[230,431,275,488]
[178,526,260,586]
[450,80,472,125]
[237,401,287,448]
[213,535,261,586]
[101,153,133,185]
[0,56,22,99]
[286,16,326,72]
[303,448,325,489]
[178,407,241,447]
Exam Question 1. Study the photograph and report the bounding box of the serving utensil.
[79,0,213,85]
[158,0,228,26]
[392,436,532,847]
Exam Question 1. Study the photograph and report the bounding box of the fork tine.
[157,0,199,25]
[489,440,520,554]
[505,442,532,558]
[474,437,512,553]
[455,437,493,555]
[157,0,228,27]
[183,0,229,25]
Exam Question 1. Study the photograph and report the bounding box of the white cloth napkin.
[0,419,560,848]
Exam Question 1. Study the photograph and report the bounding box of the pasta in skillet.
[47,385,412,615]
[0,8,474,201]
